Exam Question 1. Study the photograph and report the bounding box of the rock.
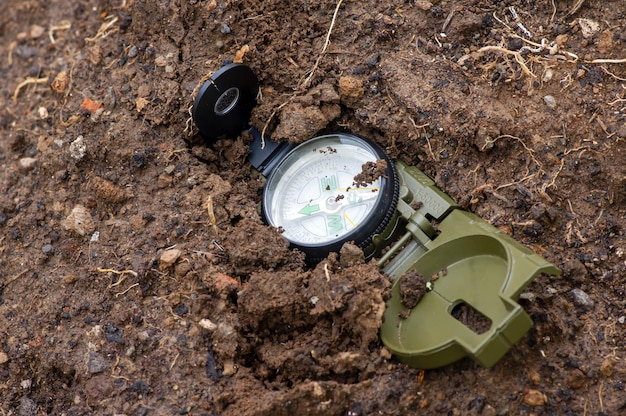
[19,396,37,416]
[523,389,547,406]
[0,351,9,364]
[29,25,45,39]
[160,248,182,269]
[84,374,115,402]
[19,157,37,172]
[543,95,556,109]
[578,18,600,39]
[69,135,87,160]
[198,318,217,331]
[62,205,95,236]
[86,352,107,374]
[571,288,594,307]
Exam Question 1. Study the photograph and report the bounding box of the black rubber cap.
[192,63,259,141]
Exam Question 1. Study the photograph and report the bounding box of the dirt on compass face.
[2,0,626,415]
[353,159,388,188]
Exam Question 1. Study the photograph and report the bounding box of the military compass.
[192,63,560,369]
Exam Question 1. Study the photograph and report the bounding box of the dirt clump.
[353,159,388,187]
[399,269,428,310]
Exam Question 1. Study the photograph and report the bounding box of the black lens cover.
[192,63,259,142]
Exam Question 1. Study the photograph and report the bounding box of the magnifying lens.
[192,63,561,369]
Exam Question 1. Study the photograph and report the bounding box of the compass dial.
[263,133,398,262]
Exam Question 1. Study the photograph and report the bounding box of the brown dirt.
[353,159,388,187]
[1,0,626,414]
[399,269,427,311]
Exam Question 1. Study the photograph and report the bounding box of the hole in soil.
[450,302,492,334]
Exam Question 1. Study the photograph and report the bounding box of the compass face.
[262,133,397,260]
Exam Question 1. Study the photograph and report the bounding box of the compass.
[261,133,399,263]
[192,63,561,369]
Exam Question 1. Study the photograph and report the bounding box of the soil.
[353,159,387,188]
[1,0,626,415]
[399,269,427,311]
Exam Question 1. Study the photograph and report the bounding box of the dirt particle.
[415,0,433,11]
[0,351,8,364]
[62,204,95,236]
[63,274,78,284]
[80,98,103,114]
[18,157,37,172]
[353,159,387,188]
[90,176,131,203]
[399,269,427,310]
[160,248,182,270]
[69,135,87,160]
[338,76,364,105]
[529,370,541,385]
[339,242,365,267]
[523,389,547,406]
[50,71,68,93]
[84,374,115,403]
[213,272,239,293]
[566,369,586,389]
[273,102,329,143]
[600,357,616,377]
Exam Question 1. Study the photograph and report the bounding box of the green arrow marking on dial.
[298,204,320,215]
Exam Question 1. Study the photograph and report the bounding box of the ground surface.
[1,0,626,414]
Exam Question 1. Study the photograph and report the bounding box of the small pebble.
[128,45,138,58]
[198,318,217,331]
[0,351,9,364]
[160,248,182,269]
[19,157,37,172]
[543,95,556,109]
[220,24,231,34]
[69,135,87,160]
[523,389,547,406]
[571,288,594,307]
[19,396,37,416]
[42,244,54,255]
